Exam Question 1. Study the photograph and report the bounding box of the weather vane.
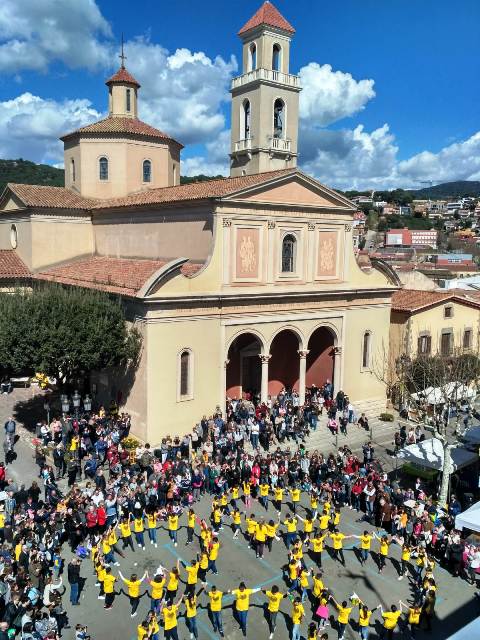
[119,33,127,69]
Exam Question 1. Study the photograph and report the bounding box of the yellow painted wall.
[31,218,94,270]
[144,317,222,441]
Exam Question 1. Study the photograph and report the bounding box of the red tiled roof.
[35,256,202,296]
[60,116,182,147]
[238,1,295,35]
[91,168,297,210]
[105,67,141,88]
[0,250,31,279]
[6,184,97,209]
[391,289,453,312]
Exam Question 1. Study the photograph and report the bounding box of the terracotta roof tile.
[35,256,201,296]
[60,116,182,147]
[6,184,97,210]
[105,67,141,88]
[91,168,296,210]
[239,1,295,35]
[392,289,461,312]
[6,168,307,212]
[0,250,31,279]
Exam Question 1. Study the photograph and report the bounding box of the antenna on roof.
[119,33,127,69]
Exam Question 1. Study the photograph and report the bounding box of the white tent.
[410,382,476,405]
[397,437,478,471]
[455,500,480,532]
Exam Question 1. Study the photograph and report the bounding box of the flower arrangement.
[122,436,140,450]
[34,372,49,390]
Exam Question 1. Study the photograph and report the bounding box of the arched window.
[126,88,131,112]
[281,234,296,273]
[242,100,251,139]
[99,157,108,181]
[273,99,285,138]
[143,159,152,183]
[179,349,193,399]
[70,158,75,182]
[362,332,371,368]
[272,44,281,71]
[248,43,257,71]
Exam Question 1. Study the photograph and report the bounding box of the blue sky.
[0,0,479,189]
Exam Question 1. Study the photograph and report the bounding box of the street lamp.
[61,394,70,414]
[72,390,81,420]
[43,400,50,427]
[83,394,92,413]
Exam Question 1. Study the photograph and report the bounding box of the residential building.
[385,228,437,249]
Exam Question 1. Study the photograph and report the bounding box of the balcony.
[234,138,253,153]
[231,67,300,90]
[269,137,291,152]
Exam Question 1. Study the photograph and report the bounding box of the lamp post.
[43,400,50,427]
[83,394,92,413]
[61,394,70,415]
[72,390,81,420]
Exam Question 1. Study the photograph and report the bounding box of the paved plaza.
[0,388,478,639]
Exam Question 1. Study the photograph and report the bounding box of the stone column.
[259,354,271,403]
[223,359,230,410]
[333,346,342,394]
[297,350,310,406]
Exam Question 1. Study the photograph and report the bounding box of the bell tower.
[230,1,301,177]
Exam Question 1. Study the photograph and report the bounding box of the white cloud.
[299,62,375,127]
[182,130,230,176]
[125,38,236,146]
[0,92,100,163]
[0,0,112,72]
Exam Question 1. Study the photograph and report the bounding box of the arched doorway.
[268,329,301,397]
[226,333,262,401]
[306,327,336,390]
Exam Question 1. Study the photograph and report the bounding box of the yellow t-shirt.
[163,605,178,631]
[331,532,346,549]
[199,553,209,570]
[243,482,251,496]
[300,570,309,588]
[337,606,352,624]
[231,487,239,500]
[208,590,223,612]
[382,611,401,629]
[292,603,305,624]
[284,518,298,533]
[313,576,324,597]
[168,515,179,531]
[123,578,142,597]
[311,535,325,553]
[380,541,390,556]
[319,514,330,530]
[133,518,144,533]
[232,511,241,525]
[103,574,116,594]
[266,591,284,612]
[255,524,267,542]
[147,514,157,529]
[408,608,421,625]
[290,488,301,502]
[246,518,257,534]
[360,534,372,550]
[185,595,197,617]
[209,542,220,561]
[108,530,118,545]
[265,522,277,537]
[288,563,298,580]
[186,565,199,584]
[150,578,165,599]
[402,548,411,561]
[187,512,196,528]
[274,488,284,501]
[232,588,253,611]
[359,609,372,627]
[167,571,178,591]
[119,522,131,538]
[260,484,270,497]
[303,519,314,533]
[102,541,111,555]
[137,625,148,640]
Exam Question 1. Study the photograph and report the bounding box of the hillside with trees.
[0,159,64,194]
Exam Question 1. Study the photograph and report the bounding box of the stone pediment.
[225,173,354,210]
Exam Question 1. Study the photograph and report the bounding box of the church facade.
[0,2,397,441]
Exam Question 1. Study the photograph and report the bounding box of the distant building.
[434,253,474,266]
[385,228,437,249]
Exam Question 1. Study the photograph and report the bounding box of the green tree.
[0,285,141,382]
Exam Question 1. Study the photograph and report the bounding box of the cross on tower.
[119,34,127,69]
